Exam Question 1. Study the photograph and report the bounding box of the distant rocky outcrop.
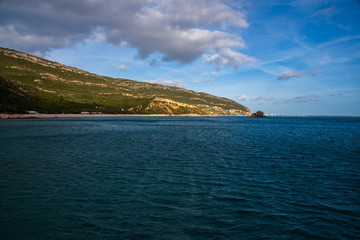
[251,111,266,117]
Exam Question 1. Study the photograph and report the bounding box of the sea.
[0,116,359,239]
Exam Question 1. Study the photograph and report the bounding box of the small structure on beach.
[26,111,39,114]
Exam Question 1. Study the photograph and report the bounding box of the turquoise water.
[0,116,359,239]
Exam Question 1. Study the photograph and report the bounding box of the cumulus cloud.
[145,78,187,88]
[0,0,252,67]
[116,64,128,71]
[277,71,305,80]
[203,48,255,70]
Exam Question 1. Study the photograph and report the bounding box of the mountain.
[0,47,251,116]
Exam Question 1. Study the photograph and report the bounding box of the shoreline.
[1,114,357,119]
[0,113,222,119]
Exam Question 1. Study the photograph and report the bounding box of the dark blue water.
[0,117,359,239]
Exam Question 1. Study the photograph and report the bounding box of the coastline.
[1,113,358,119]
[0,113,226,119]
[0,113,170,119]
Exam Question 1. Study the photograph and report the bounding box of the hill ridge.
[0,47,251,116]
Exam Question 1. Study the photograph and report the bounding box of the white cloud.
[116,64,128,71]
[203,53,222,71]
[251,95,274,101]
[145,78,187,88]
[277,71,305,80]
[235,95,248,101]
[0,0,252,67]
[203,48,255,70]
[236,94,275,102]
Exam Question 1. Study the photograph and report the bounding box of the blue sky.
[1,0,359,115]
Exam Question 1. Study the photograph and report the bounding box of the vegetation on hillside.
[0,47,251,115]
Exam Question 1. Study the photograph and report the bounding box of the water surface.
[1,117,359,239]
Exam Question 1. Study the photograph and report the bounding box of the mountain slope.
[0,47,251,115]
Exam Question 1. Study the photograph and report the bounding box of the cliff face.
[0,47,251,116]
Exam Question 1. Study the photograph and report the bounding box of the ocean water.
[0,116,359,239]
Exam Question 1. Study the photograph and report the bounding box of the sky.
[1,0,359,115]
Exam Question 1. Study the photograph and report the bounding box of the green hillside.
[0,47,251,115]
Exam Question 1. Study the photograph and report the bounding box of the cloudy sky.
[1,0,359,115]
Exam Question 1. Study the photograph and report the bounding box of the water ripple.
[1,116,359,239]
